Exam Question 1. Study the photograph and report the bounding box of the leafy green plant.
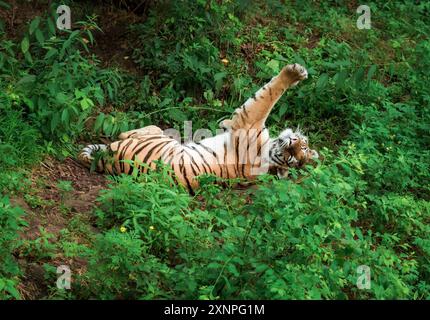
[1,10,123,149]
[79,229,171,299]
[1,0,430,301]
[57,180,74,203]
[0,97,41,170]
[19,227,57,261]
[70,0,430,300]
[0,197,27,299]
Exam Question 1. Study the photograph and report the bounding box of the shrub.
[1,0,430,300]
[0,197,27,299]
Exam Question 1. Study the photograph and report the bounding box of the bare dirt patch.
[0,0,48,39]
[12,157,108,299]
[22,157,108,238]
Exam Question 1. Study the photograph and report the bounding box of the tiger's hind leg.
[118,125,163,140]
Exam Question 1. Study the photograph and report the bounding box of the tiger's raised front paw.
[281,63,308,87]
[219,119,233,130]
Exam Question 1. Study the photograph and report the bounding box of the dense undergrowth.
[0,0,429,299]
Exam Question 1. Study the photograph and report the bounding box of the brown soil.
[31,157,107,211]
[2,1,146,300]
[11,157,108,299]
[19,157,107,236]
[0,1,49,39]
[90,8,145,73]
[0,0,146,73]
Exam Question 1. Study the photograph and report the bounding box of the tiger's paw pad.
[282,63,308,86]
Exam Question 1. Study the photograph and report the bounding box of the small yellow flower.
[149,226,155,231]
[120,226,127,233]
[82,38,89,44]
[221,58,229,65]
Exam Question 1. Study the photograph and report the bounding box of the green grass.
[0,0,429,299]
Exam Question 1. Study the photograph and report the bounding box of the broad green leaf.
[103,119,113,136]
[293,54,306,67]
[47,17,56,36]
[45,48,58,60]
[267,59,280,73]
[94,113,105,131]
[5,282,20,300]
[24,51,33,64]
[335,70,348,89]
[29,17,41,35]
[16,75,36,87]
[61,108,70,124]
[0,1,11,9]
[214,71,227,91]
[367,65,377,81]
[316,73,329,91]
[119,121,129,133]
[35,29,45,45]
[278,103,288,118]
[23,97,35,111]
[168,108,187,122]
[354,67,365,85]
[56,93,68,104]
[80,98,94,110]
[21,37,30,53]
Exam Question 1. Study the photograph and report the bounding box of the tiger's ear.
[286,134,300,149]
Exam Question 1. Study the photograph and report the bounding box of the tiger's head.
[269,128,319,177]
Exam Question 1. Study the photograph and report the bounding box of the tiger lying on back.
[79,63,318,193]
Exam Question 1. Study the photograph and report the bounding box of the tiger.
[79,63,319,193]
